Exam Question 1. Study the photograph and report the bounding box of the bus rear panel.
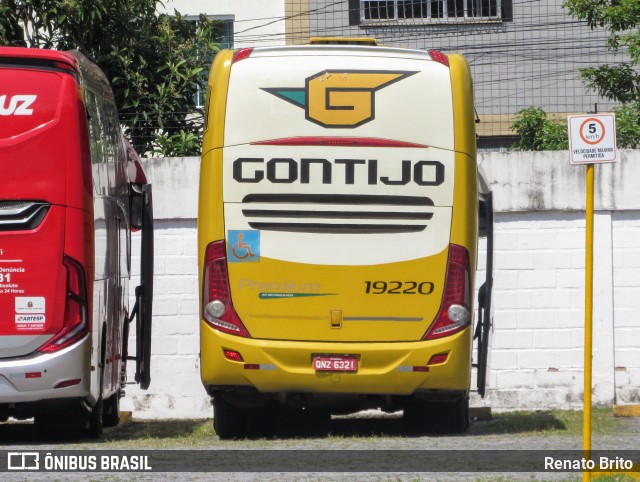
[199,44,483,437]
[0,50,95,409]
[0,47,154,435]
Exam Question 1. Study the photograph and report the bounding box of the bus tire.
[103,391,120,428]
[88,396,103,438]
[403,400,433,435]
[403,396,469,435]
[213,395,246,440]
[439,396,469,434]
[88,344,105,438]
[245,401,279,439]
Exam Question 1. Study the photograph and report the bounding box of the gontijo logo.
[263,70,417,128]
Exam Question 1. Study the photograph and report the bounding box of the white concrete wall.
[121,151,640,418]
[161,0,286,47]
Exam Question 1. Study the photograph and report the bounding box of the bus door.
[475,190,493,397]
[126,146,154,391]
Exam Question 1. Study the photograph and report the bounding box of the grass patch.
[96,419,215,448]
[470,407,621,436]
[98,407,622,445]
[0,407,628,447]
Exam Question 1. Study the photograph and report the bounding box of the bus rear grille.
[0,201,50,231]
[241,194,433,234]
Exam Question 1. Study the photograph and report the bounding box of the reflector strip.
[54,379,82,389]
[243,364,276,371]
[428,353,450,365]
[397,366,430,372]
[223,349,244,362]
[25,372,42,378]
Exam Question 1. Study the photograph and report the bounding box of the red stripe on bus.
[251,137,428,148]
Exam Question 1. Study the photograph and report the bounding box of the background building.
[161,0,287,49]
[272,1,623,150]
[167,1,624,149]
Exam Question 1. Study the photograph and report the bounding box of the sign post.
[567,114,616,482]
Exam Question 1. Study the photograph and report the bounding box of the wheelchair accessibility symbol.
[228,230,260,263]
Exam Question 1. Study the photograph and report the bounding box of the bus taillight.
[232,48,253,63]
[424,244,470,340]
[428,50,450,67]
[202,241,250,338]
[38,256,88,353]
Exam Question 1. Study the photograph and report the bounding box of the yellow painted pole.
[583,163,594,482]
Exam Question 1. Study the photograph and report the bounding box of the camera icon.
[7,452,39,470]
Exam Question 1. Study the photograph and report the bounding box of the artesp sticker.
[15,314,45,331]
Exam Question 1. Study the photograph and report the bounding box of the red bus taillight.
[424,244,470,340]
[202,241,250,338]
[38,256,88,353]
[428,50,449,67]
[232,48,253,63]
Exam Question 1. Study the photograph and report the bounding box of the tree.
[511,105,640,150]
[0,0,219,156]
[563,0,640,149]
[510,107,569,151]
[564,0,640,104]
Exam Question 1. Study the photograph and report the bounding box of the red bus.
[0,47,153,437]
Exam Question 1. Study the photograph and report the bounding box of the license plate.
[313,355,358,372]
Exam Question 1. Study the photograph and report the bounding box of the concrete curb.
[119,411,133,424]
[613,405,640,417]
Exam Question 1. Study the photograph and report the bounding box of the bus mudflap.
[130,184,154,390]
[474,192,493,398]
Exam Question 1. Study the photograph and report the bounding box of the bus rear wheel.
[103,391,120,428]
[403,396,469,435]
[213,394,279,440]
[213,395,247,440]
[87,396,103,438]
[87,368,104,438]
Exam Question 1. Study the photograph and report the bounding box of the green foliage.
[613,102,640,148]
[511,105,640,151]
[564,0,640,104]
[510,107,568,151]
[0,1,219,156]
[153,130,202,157]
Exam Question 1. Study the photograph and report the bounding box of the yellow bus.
[198,40,493,438]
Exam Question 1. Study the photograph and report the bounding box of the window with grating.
[359,0,503,23]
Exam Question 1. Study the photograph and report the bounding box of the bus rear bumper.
[0,335,91,409]
[201,322,473,396]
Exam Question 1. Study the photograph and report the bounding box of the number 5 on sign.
[568,114,617,164]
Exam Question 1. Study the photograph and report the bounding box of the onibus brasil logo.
[263,70,417,128]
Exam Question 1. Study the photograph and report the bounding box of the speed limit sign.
[568,114,617,164]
